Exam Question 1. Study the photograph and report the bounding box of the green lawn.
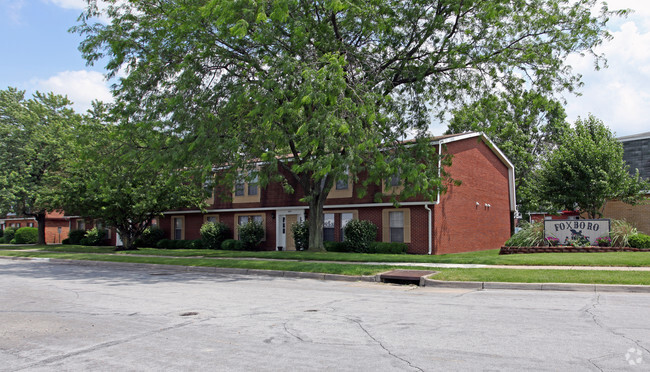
[432,268,650,285]
[2,248,650,285]
[10,244,650,267]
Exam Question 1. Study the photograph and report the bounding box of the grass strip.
[14,245,650,267]
[432,268,650,285]
[0,250,400,276]
[2,249,650,285]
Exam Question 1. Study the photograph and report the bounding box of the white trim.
[163,202,437,215]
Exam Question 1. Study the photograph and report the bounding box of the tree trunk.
[307,196,326,252]
[36,212,47,245]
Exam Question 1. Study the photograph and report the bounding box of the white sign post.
[544,219,610,245]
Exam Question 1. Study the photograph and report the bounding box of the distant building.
[600,132,650,234]
[0,211,70,244]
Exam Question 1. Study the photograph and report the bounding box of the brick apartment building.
[0,211,69,244]
[159,132,516,255]
[600,131,650,234]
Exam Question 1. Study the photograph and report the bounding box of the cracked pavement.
[1,260,649,371]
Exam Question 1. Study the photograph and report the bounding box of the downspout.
[425,143,444,255]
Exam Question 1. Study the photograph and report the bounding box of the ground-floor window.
[234,213,265,241]
[172,216,185,240]
[323,213,335,242]
[76,219,85,231]
[323,211,358,242]
[382,208,411,243]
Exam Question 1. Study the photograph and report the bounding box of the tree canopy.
[58,105,207,250]
[0,88,80,245]
[534,115,649,218]
[446,88,570,214]
[75,0,620,250]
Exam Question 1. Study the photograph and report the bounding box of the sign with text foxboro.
[544,219,611,245]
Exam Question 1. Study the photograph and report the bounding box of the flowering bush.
[595,236,611,247]
[545,237,559,246]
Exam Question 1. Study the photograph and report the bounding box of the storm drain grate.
[379,270,434,286]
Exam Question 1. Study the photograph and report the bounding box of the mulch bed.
[499,246,649,255]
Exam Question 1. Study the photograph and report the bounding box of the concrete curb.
[3,256,650,292]
[422,275,650,293]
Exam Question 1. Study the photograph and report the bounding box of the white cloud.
[564,2,650,137]
[32,70,114,113]
[1,0,25,24]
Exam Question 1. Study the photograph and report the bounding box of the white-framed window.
[172,216,185,240]
[323,213,335,242]
[76,219,85,231]
[389,211,404,243]
[233,170,261,203]
[340,213,354,241]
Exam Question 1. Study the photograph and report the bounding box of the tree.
[0,88,80,245]
[446,88,570,213]
[58,105,207,250]
[534,115,649,218]
[74,0,619,250]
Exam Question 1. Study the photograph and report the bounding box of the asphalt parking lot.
[1,259,649,371]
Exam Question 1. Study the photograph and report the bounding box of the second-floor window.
[233,170,261,203]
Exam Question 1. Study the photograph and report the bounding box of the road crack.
[348,317,424,372]
[585,294,650,355]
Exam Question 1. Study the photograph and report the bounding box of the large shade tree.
[446,88,570,214]
[75,0,620,250]
[58,105,207,250]
[534,115,649,218]
[0,88,80,245]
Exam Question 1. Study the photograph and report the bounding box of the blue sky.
[2,0,649,137]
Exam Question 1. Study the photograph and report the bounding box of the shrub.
[156,239,172,249]
[80,227,107,246]
[14,227,38,244]
[343,220,378,253]
[68,229,87,245]
[0,228,3,238]
[62,238,70,245]
[135,226,165,248]
[239,221,264,250]
[505,222,544,247]
[291,220,309,251]
[2,227,17,244]
[200,222,230,250]
[222,239,244,251]
[189,239,205,250]
[629,234,650,249]
[610,219,638,247]
[367,242,408,254]
[545,237,559,246]
[324,241,350,252]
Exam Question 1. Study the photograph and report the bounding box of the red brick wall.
[433,139,511,254]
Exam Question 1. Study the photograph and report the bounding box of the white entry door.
[275,210,305,251]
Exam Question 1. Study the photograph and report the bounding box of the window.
[204,180,215,205]
[323,213,335,242]
[234,213,265,241]
[389,211,404,243]
[382,208,411,243]
[76,219,85,231]
[95,220,111,239]
[204,215,219,224]
[340,213,353,241]
[327,169,353,199]
[27,222,35,228]
[233,170,261,203]
[172,216,185,240]
[322,210,358,242]
[382,171,404,195]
